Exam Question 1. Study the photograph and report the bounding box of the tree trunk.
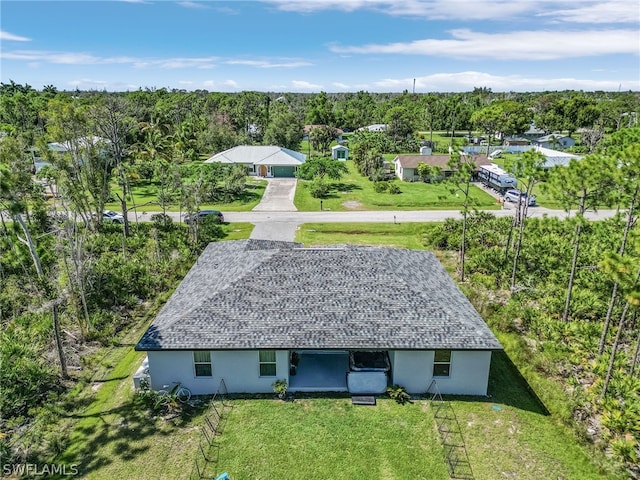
[14,213,68,378]
[562,191,586,322]
[602,265,640,397]
[630,327,640,378]
[600,301,629,399]
[52,304,68,378]
[460,209,467,282]
[510,185,534,292]
[14,214,44,277]
[119,169,130,238]
[598,184,637,354]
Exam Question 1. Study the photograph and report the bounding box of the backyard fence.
[190,379,232,480]
[428,380,475,480]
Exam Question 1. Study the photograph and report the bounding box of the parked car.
[103,210,125,223]
[504,189,536,206]
[184,210,224,224]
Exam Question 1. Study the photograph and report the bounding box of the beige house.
[394,154,490,182]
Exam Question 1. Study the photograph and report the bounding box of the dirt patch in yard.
[342,201,363,209]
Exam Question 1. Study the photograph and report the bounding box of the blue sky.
[1,0,639,92]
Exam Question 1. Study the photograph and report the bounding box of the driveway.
[252,178,297,212]
[250,178,299,241]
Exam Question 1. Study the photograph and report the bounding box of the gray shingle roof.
[135,240,502,352]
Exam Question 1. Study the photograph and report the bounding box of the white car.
[103,210,125,223]
[504,189,536,206]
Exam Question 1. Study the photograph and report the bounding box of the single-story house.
[532,134,575,150]
[522,123,546,139]
[534,146,583,169]
[204,145,306,178]
[357,123,388,133]
[134,240,502,396]
[503,136,530,146]
[331,144,349,160]
[393,154,490,182]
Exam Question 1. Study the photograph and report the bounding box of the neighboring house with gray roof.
[532,133,575,150]
[135,240,502,396]
[204,145,306,177]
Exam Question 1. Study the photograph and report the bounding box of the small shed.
[331,145,349,160]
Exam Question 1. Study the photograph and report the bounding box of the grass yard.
[199,347,619,480]
[208,397,448,480]
[296,223,431,250]
[294,161,499,212]
[52,316,209,480]
[105,178,267,213]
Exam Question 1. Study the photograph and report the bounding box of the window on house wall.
[259,350,277,377]
[194,351,212,377]
[433,350,451,377]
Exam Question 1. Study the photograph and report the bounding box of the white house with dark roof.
[134,240,502,396]
[204,145,306,177]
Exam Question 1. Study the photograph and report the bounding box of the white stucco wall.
[146,350,289,395]
[145,349,492,396]
[391,350,492,396]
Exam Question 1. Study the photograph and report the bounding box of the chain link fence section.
[190,379,232,480]
[428,380,475,480]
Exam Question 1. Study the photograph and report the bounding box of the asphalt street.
[27,178,620,243]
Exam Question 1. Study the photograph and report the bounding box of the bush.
[387,384,411,404]
[150,213,173,231]
[373,181,389,193]
[388,183,401,194]
[272,379,288,400]
[309,176,330,198]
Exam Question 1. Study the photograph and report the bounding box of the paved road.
[97,179,623,242]
[131,205,619,242]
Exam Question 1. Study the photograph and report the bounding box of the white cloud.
[225,59,312,68]
[2,50,136,65]
[291,80,324,91]
[265,0,533,19]
[265,0,639,24]
[136,57,218,69]
[537,1,638,24]
[332,82,351,90]
[1,31,31,42]
[177,1,210,9]
[374,71,638,92]
[330,29,639,60]
[202,79,240,90]
[2,50,220,68]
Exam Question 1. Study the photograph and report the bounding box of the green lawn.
[294,161,500,211]
[209,397,448,480]
[296,223,430,250]
[105,179,267,212]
